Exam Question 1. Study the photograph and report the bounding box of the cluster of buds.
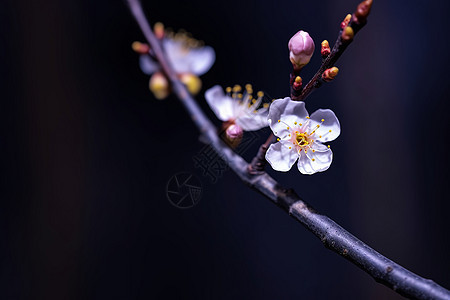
[340,13,354,42]
[341,0,373,42]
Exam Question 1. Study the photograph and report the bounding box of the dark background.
[1,0,450,299]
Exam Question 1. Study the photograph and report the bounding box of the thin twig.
[294,0,373,101]
[248,133,275,174]
[125,0,450,299]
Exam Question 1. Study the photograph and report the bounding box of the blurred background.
[1,0,450,299]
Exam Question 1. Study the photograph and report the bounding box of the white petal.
[205,86,236,121]
[139,55,160,75]
[163,39,215,75]
[163,39,191,73]
[297,146,333,175]
[236,109,269,131]
[265,142,298,172]
[268,98,309,138]
[185,46,215,76]
[309,109,341,142]
[310,142,328,152]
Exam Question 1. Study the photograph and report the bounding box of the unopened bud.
[226,123,243,141]
[322,67,339,82]
[131,41,150,54]
[321,40,331,57]
[293,76,302,91]
[179,73,202,95]
[341,26,354,41]
[288,30,315,70]
[355,0,373,23]
[149,72,169,100]
[154,22,165,39]
[340,14,352,29]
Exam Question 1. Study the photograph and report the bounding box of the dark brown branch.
[125,0,450,299]
[248,133,275,174]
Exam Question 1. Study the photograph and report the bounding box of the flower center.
[296,132,309,146]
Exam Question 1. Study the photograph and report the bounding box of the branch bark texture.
[126,0,450,299]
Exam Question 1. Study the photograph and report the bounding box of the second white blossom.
[205,85,269,132]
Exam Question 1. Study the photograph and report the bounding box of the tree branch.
[125,0,450,298]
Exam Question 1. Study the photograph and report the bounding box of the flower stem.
[248,133,275,174]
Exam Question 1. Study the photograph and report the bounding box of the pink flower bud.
[225,124,243,141]
[288,30,315,70]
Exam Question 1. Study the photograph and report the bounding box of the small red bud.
[154,22,165,39]
[321,40,331,57]
[340,14,352,29]
[355,0,373,22]
[341,26,354,41]
[131,41,150,54]
[222,122,243,148]
[293,76,302,91]
[322,67,339,82]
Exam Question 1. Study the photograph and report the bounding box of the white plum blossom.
[205,85,269,132]
[140,35,215,77]
[266,97,340,174]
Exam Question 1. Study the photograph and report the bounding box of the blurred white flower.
[205,85,269,133]
[266,97,340,174]
[139,34,215,77]
[135,26,215,99]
